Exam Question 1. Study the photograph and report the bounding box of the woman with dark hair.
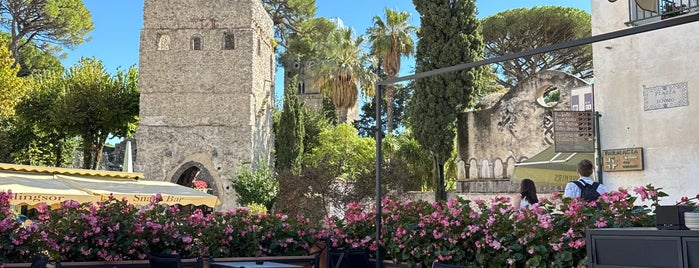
[513,178,539,209]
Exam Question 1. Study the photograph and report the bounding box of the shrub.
[0,184,688,266]
[328,188,656,267]
[0,191,43,263]
[231,162,278,212]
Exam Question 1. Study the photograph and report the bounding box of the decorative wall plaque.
[643,82,689,111]
[602,147,644,172]
[553,111,595,152]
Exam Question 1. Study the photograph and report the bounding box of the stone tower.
[136,0,275,210]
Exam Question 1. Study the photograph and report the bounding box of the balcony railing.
[626,0,699,25]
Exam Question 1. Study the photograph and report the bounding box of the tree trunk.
[92,144,103,170]
[91,136,107,170]
[81,140,92,169]
[338,108,349,123]
[54,138,63,167]
[434,156,447,202]
[9,18,23,68]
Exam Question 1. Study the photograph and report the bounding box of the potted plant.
[661,2,687,19]
[676,194,699,230]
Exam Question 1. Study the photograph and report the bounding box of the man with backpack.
[564,159,608,202]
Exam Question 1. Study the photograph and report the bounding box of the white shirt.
[520,198,532,209]
[563,177,608,198]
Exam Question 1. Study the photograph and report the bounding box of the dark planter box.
[656,205,695,230]
[587,227,699,268]
[2,256,315,268]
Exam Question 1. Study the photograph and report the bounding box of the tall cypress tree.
[275,75,304,172]
[408,0,486,201]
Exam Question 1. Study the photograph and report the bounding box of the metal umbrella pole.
[374,83,383,268]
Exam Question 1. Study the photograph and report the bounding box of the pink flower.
[595,218,608,228]
[633,186,648,200]
[193,180,208,190]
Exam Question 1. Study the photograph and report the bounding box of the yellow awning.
[0,163,144,179]
[56,175,220,207]
[0,164,220,207]
[512,146,594,186]
[0,172,101,207]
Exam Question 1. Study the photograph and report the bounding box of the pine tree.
[408,0,486,201]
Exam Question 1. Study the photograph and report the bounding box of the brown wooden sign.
[603,147,644,172]
[553,111,595,152]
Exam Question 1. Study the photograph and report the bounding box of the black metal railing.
[627,0,699,25]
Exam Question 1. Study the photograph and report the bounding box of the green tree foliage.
[354,83,410,137]
[0,0,94,62]
[301,106,334,156]
[367,8,416,134]
[274,107,334,224]
[0,32,64,77]
[312,28,377,122]
[4,119,78,167]
[0,44,25,116]
[232,162,279,212]
[275,75,305,172]
[382,131,434,191]
[303,123,375,180]
[11,71,77,167]
[409,0,487,201]
[481,6,592,88]
[262,0,317,49]
[280,17,335,89]
[0,119,17,162]
[277,124,376,223]
[57,58,139,169]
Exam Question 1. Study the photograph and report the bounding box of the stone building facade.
[283,59,359,123]
[135,0,275,210]
[456,70,590,194]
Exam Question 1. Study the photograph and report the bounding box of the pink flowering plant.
[0,191,44,263]
[255,212,321,256]
[0,184,691,266]
[192,180,208,190]
[330,187,658,267]
[634,184,699,212]
[0,191,319,263]
[325,202,377,251]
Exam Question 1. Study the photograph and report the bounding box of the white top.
[563,177,608,198]
[520,198,532,209]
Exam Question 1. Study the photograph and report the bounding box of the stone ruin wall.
[135,0,274,211]
[456,70,591,195]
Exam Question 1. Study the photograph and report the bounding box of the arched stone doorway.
[171,161,219,197]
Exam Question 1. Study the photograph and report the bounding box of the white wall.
[571,85,593,111]
[592,1,699,204]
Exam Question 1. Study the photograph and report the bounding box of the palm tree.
[367,8,416,134]
[312,27,376,123]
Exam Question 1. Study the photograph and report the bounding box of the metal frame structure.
[372,12,699,267]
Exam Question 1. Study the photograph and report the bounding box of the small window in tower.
[157,33,170,51]
[191,35,202,50]
[297,81,305,94]
[257,38,261,55]
[224,33,235,50]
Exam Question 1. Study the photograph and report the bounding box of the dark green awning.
[512,146,594,186]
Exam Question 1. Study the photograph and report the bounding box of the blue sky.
[62,0,591,103]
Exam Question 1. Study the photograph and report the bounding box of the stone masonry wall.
[456,70,590,194]
[136,0,274,211]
